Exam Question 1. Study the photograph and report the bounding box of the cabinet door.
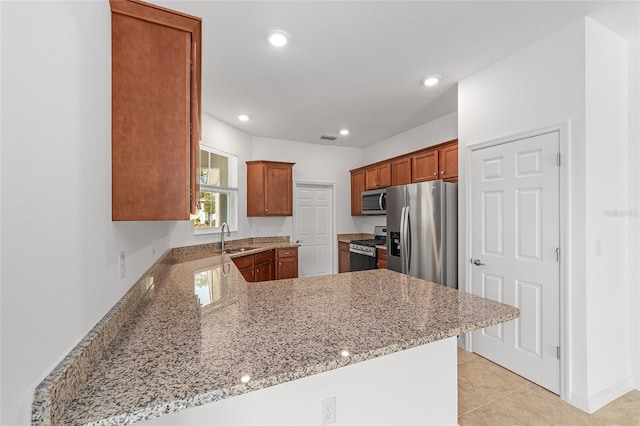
[238,266,254,282]
[277,257,298,279]
[265,163,293,215]
[392,158,412,186]
[412,150,439,182]
[254,260,272,282]
[365,167,379,190]
[350,170,364,216]
[365,164,391,189]
[276,247,298,279]
[111,1,201,221]
[377,163,391,188]
[439,144,458,180]
[254,250,275,281]
[377,247,387,269]
[338,242,351,273]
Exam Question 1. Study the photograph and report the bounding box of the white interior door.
[295,183,333,277]
[470,131,560,394]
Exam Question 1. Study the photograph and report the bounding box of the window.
[194,147,238,233]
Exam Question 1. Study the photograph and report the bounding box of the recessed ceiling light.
[238,114,250,122]
[339,129,350,136]
[422,75,441,87]
[267,29,289,47]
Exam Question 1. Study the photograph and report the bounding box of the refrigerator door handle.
[399,206,407,273]
[405,206,411,274]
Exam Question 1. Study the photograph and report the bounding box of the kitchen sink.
[224,247,259,254]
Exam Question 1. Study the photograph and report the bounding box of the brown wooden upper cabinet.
[392,157,412,186]
[412,150,439,182]
[350,170,365,216]
[365,163,391,190]
[110,0,201,221]
[439,143,458,179]
[412,141,459,183]
[350,139,458,216]
[247,161,295,216]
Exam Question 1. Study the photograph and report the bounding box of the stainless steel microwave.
[362,188,386,215]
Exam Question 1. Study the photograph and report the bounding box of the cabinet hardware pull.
[441,171,444,174]
[433,172,436,176]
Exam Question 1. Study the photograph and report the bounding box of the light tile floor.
[457,348,640,425]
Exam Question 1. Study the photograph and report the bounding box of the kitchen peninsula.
[32,241,518,426]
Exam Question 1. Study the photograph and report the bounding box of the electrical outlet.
[119,251,126,279]
[321,397,336,425]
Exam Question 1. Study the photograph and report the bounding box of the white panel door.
[471,131,560,394]
[295,184,333,277]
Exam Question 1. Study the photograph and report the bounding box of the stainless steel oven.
[349,226,387,271]
[349,241,378,271]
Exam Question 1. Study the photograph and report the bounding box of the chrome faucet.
[220,222,231,252]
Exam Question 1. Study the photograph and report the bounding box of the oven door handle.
[349,247,376,257]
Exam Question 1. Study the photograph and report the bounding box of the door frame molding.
[293,181,337,275]
[462,121,570,401]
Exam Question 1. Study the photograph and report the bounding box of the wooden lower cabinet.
[231,250,274,282]
[232,255,255,282]
[254,250,275,282]
[232,248,298,282]
[338,241,350,273]
[377,247,387,269]
[276,247,298,279]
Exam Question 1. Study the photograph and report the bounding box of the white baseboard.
[569,376,636,414]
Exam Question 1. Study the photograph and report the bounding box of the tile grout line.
[458,381,531,418]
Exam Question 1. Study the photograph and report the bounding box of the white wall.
[169,114,253,248]
[584,19,632,401]
[0,2,176,424]
[626,36,640,391]
[458,17,637,412]
[363,111,458,164]
[251,137,365,236]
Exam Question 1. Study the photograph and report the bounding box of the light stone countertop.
[35,243,518,426]
[336,233,373,244]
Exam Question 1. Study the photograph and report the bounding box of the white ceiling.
[152,1,639,148]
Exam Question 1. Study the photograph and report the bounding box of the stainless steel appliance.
[386,181,457,288]
[361,188,386,215]
[349,226,387,271]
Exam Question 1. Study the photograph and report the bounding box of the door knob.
[472,258,486,266]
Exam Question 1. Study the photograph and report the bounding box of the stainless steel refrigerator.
[386,180,458,288]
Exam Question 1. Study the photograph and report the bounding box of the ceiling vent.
[320,135,338,141]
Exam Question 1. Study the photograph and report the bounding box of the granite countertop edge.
[32,236,519,426]
[31,237,296,426]
[82,311,519,426]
